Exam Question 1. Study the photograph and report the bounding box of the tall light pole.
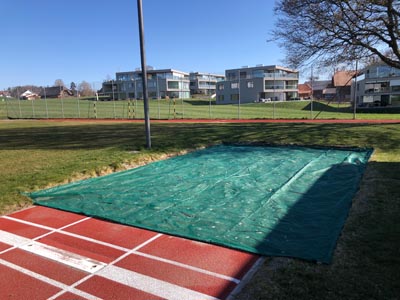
[353,59,358,120]
[137,0,151,149]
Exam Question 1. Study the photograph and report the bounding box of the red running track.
[0,206,263,300]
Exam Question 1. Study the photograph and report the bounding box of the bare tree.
[78,81,94,97]
[54,79,65,87]
[272,0,400,69]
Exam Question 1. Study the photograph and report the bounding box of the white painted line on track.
[0,230,106,273]
[0,229,32,249]
[0,258,102,300]
[134,251,241,284]
[2,215,90,231]
[2,215,242,283]
[48,233,164,300]
[20,242,106,274]
[226,256,266,300]
[97,264,219,300]
[2,215,129,251]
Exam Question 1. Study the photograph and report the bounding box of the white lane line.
[0,230,31,247]
[20,242,106,274]
[0,230,106,273]
[0,258,102,300]
[97,264,219,300]
[0,216,91,255]
[132,232,163,251]
[2,216,242,283]
[49,233,164,300]
[226,256,266,300]
[2,215,90,231]
[134,251,240,284]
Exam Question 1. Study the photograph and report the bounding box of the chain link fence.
[2,97,360,120]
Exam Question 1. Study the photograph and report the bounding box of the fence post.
[134,98,137,119]
[113,98,116,119]
[158,98,160,119]
[18,99,22,119]
[61,97,65,118]
[94,101,97,119]
[173,98,176,119]
[31,99,35,118]
[43,87,49,119]
[181,97,184,119]
[77,96,81,118]
[4,97,9,118]
[273,101,276,119]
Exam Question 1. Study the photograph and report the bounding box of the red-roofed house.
[332,70,356,101]
[298,83,312,99]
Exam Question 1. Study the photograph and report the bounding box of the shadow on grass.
[304,101,400,115]
[231,161,400,300]
[0,122,399,152]
[183,99,216,106]
[303,101,351,113]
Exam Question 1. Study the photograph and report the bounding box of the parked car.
[257,98,271,103]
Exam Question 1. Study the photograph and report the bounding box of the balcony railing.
[365,88,390,94]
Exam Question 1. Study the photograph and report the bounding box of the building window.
[231,82,239,89]
[168,81,179,89]
[227,72,237,80]
[247,81,254,88]
[230,94,239,101]
[218,95,224,101]
[218,83,224,90]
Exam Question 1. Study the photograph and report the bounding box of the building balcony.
[365,88,390,94]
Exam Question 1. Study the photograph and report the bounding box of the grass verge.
[0,120,399,299]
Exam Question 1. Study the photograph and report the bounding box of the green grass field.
[2,98,400,120]
[0,120,399,299]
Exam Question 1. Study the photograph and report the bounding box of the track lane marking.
[97,264,219,300]
[0,258,101,300]
[3,215,242,283]
[0,230,106,273]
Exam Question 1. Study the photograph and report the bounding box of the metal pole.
[112,80,116,119]
[157,76,160,119]
[238,70,241,119]
[44,87,49,118]
[60,86,65,118]
[137,0,151,149]
[310,66,313,119]
[209,74,211,119]
[17,88,22,118]
[181,78,184,119]
[31,97,35,118]
[353,59,358,120]
[77,88,81,118]
[4,96,9,118]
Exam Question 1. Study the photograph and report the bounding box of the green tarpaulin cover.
[29,145,372,263]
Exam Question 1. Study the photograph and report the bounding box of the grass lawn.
[0,120,399,299]
[3,98,400,120]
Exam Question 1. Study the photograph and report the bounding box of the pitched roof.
[41,87,74,98]
[333,71,356,87]
[298,83,312,93]
[305,80,331,91]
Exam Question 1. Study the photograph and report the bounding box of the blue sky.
[1,0,287,90]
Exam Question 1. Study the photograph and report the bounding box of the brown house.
[41,87,75,99]
[298,83,312,99]
[332,70,356,101]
